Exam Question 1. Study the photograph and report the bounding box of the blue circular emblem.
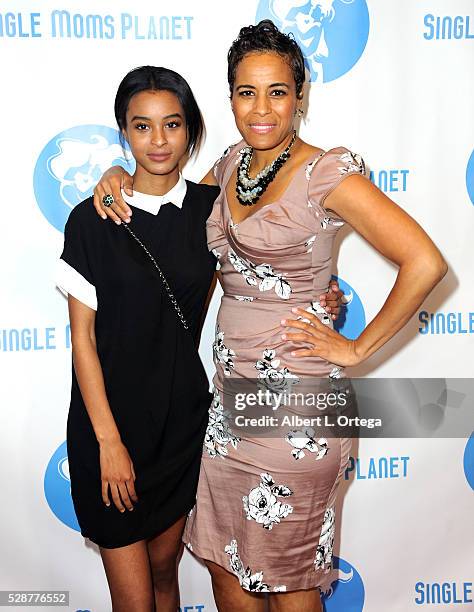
[44,441,80,532]
[256,0,370,83]
[463,432,474,491]
[466,149,474,206]
[33,124,135,232]
[322,556,365,611]
[331,275,366,340]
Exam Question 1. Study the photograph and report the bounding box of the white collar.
[121,174,187,215]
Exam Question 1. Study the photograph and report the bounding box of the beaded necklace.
[236,130,297,206]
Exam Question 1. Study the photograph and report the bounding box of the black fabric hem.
[81,496,196,550]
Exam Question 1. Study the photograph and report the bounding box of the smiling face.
[231,52,302,153]
[122,89,188,180]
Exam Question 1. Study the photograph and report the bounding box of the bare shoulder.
[202,140,245,186]
[200,167,218,186]
[296,140,324,161]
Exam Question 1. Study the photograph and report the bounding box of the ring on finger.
[102,194,114,207]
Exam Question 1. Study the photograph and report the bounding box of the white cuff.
[56,259,97,311]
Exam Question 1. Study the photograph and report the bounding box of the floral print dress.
[183,143,367,593]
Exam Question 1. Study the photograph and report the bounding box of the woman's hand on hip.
[281,307,362,367]
[93,166,134,224]
[99,438,138,512]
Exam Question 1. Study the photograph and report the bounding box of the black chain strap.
[121,223,189,331]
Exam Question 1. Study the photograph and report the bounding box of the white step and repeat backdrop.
[1,1,473,611]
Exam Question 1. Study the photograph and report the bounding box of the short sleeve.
[56,201,98,310]
[307,147,367,222]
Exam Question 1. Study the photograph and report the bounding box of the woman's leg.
[205,560,266,612]
[146,515,187,611]
[100,540,154,612]
[206,559,322,612]
[268,589,322,612]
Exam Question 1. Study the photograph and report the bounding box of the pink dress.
[183,142,367,594]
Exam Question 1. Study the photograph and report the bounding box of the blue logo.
[33,124,135,232]
[322,556,365,611]
[466,149,474,206]
[44,441,80,532]
[256,0,370,83]
[331,275,365,339]
[463,432,474,491]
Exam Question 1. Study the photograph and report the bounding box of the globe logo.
[256,0,370,83]
[33,124,135,232]
[44,441,80,532]
[331,275,366,340]
[322,556,365,611]
[463,432,474,491]
[466,148,474,206]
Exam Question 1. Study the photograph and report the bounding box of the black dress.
[60,181,219,548]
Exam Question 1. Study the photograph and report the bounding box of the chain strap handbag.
[121,223,189,331]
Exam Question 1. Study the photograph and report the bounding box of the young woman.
[92,20,447,612]
[56,66,220,612]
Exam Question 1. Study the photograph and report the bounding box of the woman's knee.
[268,589,322,612]
[205,559,230,582]
[150,548,179,584]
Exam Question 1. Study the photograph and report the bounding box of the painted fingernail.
[291,351,296,356]
[291,307,299,313]
[101,215,107,220]
[325,307,331,312]
[281,319,286,325]
[281,334,287,340]
[115,220,121,225]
